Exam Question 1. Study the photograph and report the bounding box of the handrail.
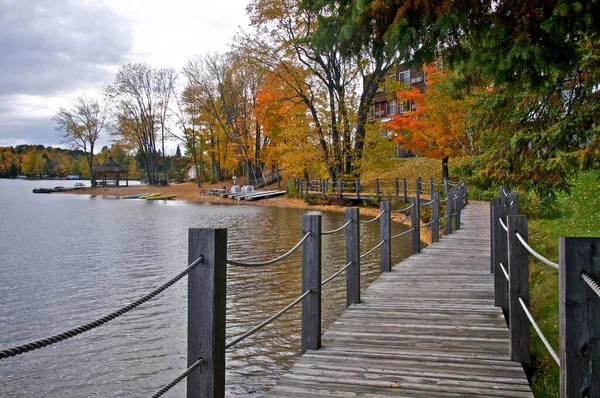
[322,219,352,235]
[391,204,413,213]
[225,289,312,350]
[391,228,414,240]
[227,233,311,267]
[515,232,559,269]
[0,255,205,361]
[518,297,560,366]
[360,240,385,259]
[360,210,385,224]
[582,272,600,298]
[151,358,204,398]
[322,261,353,286]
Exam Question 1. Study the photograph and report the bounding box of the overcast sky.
[0,0,250,150]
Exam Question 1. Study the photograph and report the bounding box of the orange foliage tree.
[382,64,478,179]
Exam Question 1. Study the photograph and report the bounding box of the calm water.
[0,179,411,397]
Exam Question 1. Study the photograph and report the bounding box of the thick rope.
[227,233,310,267]
[360,240,385,259]
[0,256,205,360]
[515,232,559,269]
[518,297,560,366]
[225,290,311,349]
[151,358,204,398]
[499,262,509,281]
[391,228,414,240]
[422,220,435,227]
[322,219,352,235]
[322,261,353,286]
[421,198,436,206]
[360,210,385,224]
[582,272,600,299]
[391,204,414,213]
[498,218,508,232]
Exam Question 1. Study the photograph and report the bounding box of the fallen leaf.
[391,383,401,388]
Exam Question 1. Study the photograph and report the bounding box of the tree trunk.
[442,157,449,180]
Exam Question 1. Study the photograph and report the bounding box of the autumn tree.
[383,65,478,179]
[107,63,175,185]
[21,149,46,177]
[52,96,106,186]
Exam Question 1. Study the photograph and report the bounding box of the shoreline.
[59,182,432,243]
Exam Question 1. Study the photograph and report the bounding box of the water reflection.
[0,180,412,397]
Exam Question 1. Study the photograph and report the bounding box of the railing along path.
[1,176,471,397]
[491,187,599,397]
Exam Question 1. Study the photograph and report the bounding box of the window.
[398,70,410,85]
[387,99,397,115]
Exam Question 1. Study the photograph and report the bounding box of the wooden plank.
[268,203,532,397]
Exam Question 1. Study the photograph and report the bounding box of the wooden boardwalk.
[266,202,533,397]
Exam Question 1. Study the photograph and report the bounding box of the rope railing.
[0,255,205,360]
[582,272,600,298]
[227,233,310,267]
[422,220,435,227]
[518,297,560,366]
[499,262,509,281]
[225,289,312,350]
[322,261,353,286]
[151,358,204,398]
[322,219,352,235]
[421,198,436,206]
[515,232,559,269]
[499,218,508,232]
[360,210,385,224]
[391,204,414,213]
[391,228,414,240]
[360,240,385,259]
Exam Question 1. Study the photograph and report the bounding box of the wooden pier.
[266,202,534,397]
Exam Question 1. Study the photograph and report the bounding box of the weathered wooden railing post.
[445,193,453,235]
[302,214,322,353]
[380,201,391,273]
[417,177,422,195]
[490,198,501,272]
[375,178,380,197]
[463,183,469,205]
[507,215,530,367]
[395,178,400,198]
[492,205,509,315]
[411,197,421,254]
[338,180,343,195]
[305,176,309,197]
[429,177,434,199]
[356,179,360,197]
[403,178,407,201]
[345,208,360,306]
[188,228,227,398]
[559,237,600,398]
[509,192,519,214]
[431,193,439,243]
[444,178,449,197]
[453,189,460,230]
[499,185,507,206]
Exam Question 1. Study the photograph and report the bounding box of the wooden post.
[356,179,360,197]
[492,205,509,315]
[507,215,530,366]
[490,198,501,273]
[411,197,421,254]
[499,186,507,206]
[559,237,600,398]
[188,229,227,398]
[395,178,400,197]
[444,178,449,197]
[463,183,469,205]
[431,193,439,243]
[302,214,322,353]
[345,208,360,306]
[445,193,453,235]
[380,201,391,273]
[453,190,460,230]
[276,165,280,188]
[375,178,380,197]
[417,177,422,195]
[338,180,343,195]
[509,192,519,215]
[305,176,309,197]
[403,178,407,201]
[429,177,434,199]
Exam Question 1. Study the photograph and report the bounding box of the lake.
[0,179,412,397]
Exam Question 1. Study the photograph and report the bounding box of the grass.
[524,171,600,397]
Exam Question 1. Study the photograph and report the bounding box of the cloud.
[0,0,134,97]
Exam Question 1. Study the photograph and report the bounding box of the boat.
[144,194,176,200]
[122,193,152,199]
[138,193,160,199]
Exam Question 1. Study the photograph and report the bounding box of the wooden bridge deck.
[266,202,533,397]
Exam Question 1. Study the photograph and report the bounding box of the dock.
[266,202,533,397]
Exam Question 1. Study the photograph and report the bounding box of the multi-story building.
[368,64,426,156]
